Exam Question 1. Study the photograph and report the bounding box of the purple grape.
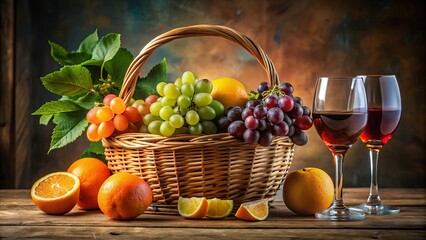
[279,82,294,95]
[291,130,308,146]
[288,103,303,118]
[283,113,292,126]
[294,115,313,130]
[244,115,259,130]
[302,106,311,116]
[258,131,273,146]
[246,99,262,109]
[242,108,254,120]
[243,129,260,144]
[258,119,268,131]
[228,120,246,138]
[267,107,284,124]
[287,125,296,136]
[253,105,267,119]
[273,122,289,136]
[278,95,294,112]
[227,106,243,121]
[217,116,232,132]
[293,96,303,105]
[257,82,270,95]
[264,95,278,109]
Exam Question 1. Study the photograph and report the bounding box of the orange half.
[235,199,269,221]
[31,172,80,215]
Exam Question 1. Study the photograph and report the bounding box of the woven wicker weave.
[102,25,294,212]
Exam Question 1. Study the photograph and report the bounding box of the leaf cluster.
[33,29,167,158]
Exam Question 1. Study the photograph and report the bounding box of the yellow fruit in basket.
[283,167,334,215]
[67,157,111,210]
[31,172,80,215]
[235,199,269,221]
[211,78,249,108]
[206,198,234,219]
[178,196,209,219]
[98,172,152,220]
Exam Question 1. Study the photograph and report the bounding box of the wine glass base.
[315,207,365,221]
[351,203,400,215]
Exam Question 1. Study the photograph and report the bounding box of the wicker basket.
[102,25,294,212]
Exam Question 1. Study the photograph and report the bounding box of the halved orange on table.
[235,199,269,221]
[30,172,80,215]
[178,196,209,219]
[206,198,234,219]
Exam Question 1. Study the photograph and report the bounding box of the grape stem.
[261,84,285,99]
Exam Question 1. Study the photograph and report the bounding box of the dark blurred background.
[1,0,425,189]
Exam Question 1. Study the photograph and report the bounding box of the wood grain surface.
[0,188,425,239]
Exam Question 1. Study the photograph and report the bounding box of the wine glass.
[313,76,368,221]
[352,75,402,215]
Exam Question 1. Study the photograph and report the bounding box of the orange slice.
[31,172,80,215]
[206,198,234,219]
[178,196,209,219]
[235,199,269,221]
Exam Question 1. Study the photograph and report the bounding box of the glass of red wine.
[352,75,402,215]
[313,76,368,221]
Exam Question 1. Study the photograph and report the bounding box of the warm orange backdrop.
[4,0,425,188]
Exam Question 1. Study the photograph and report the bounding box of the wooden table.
[0,188,425,239]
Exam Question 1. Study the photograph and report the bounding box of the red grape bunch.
[217,82,313,146]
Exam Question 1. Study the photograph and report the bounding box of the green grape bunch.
[144,71,225,137]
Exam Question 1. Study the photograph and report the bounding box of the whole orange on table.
[67,157,111,209]
[283,167,334,215]
[98,172,152,220]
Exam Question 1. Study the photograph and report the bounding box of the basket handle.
[119,24,280,104]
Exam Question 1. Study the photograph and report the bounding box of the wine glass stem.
[367,147,382,206]
[333,152,346,208]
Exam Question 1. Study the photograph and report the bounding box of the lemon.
[206,198,234,219]
[211,78,249,108]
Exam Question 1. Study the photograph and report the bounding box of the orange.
[206,198,234,219]
[235,199,269,221]
[31,172,80,215]
[98,172,152,220]
[283,167,334,215]
[67,157,111,209]
[211,78,249,108]
[178,196,209,219]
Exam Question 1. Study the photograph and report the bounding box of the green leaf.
[80,59,103,67]
[134,58,167,100]
[77,29,99,54]
[80,141,105,162]
[40,114,53,125]
[41,65,93,96]
[49,41,91,65]
[49,111,88,152]
[73,91,103,110]
[49,41,68,63]
[65,52,92,65]
[32,100,82,115]
[105,48,134,87]
[92,33,121,64]
[60,91,102,111]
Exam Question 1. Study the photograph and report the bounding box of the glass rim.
[317,76,363,80]
[356,74,396,78]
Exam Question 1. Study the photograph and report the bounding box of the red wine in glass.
[360,107,401,145]
[313,76,367,221]
[352,75,402,215]
[313,112,367,150]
